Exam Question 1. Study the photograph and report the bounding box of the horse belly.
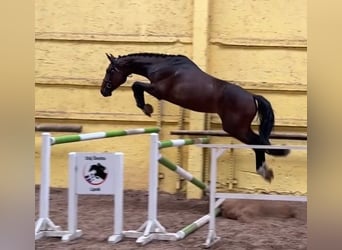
[166,88,218,113]
[182,100,216,113]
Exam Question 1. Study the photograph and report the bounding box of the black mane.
[114,52,197,73]
[118,52,186,59]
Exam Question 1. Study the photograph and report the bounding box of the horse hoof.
[143,104,153,116]
[257,163,274,183]
[264,168,274,183]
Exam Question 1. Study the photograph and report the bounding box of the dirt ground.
[35,186,307,250]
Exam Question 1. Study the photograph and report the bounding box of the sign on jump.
[62,152,124,243]
[76,153,122,195]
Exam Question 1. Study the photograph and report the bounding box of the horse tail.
[253,95,290,156]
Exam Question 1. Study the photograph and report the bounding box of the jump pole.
[35,127,160,240]
[158,156,209,193]
[158,138,210,193]
[175,201,223,240]
[50,127,160,145]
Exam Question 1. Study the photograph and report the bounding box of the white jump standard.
[197,143,307,248]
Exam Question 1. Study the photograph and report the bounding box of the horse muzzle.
[100,88,112,97]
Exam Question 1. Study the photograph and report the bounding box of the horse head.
[100,53,128,97]
[89,163,107,179]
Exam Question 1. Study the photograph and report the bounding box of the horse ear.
[106,53,117,63]
[106,53,112,62]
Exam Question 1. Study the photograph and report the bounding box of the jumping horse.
[100,53,290,182]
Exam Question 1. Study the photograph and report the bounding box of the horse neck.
[118,56,154,79]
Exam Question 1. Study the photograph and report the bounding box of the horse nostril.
[100,88,112,97]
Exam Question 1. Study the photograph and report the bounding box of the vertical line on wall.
[187,0,210,199]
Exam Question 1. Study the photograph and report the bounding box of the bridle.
[103,64,120,89]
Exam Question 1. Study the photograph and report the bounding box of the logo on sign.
[83,162,108,185]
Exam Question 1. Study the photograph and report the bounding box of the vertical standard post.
[125,133,177,245]
[204,147,223,248]
[39,132,51,219]
[208,148,218,240]
[36,132,68,239]
[62,152,82,242]
[67,152,77,234]
[147,133,159,226]
[114,152,124,238]
[108,152,125,243]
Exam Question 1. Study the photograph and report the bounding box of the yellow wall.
[35,0,307,198]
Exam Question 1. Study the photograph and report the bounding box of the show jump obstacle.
[35,127,160,240]
[198,143,307,248]
[35,128,220,245]
[122,133,224,245]
[170,129,307,248]
[36,128,307,247]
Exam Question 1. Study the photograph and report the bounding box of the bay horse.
[100,52,290,182]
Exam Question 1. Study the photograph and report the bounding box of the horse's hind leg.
[245,130,274,182]
[227,127,274,182]
[254,148,274,182]
[132,81,155,116]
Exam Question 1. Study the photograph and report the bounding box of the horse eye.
[106,83,112,88]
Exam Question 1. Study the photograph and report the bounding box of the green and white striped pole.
[51,127,160,145]
[176,207,221,240]
[158,138,209,149]
[158,137,209,192]
[158,156,209,192]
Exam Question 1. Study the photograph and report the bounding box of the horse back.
[154,66,227,113]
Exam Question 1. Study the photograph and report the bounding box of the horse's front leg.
[132,81,158,117]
